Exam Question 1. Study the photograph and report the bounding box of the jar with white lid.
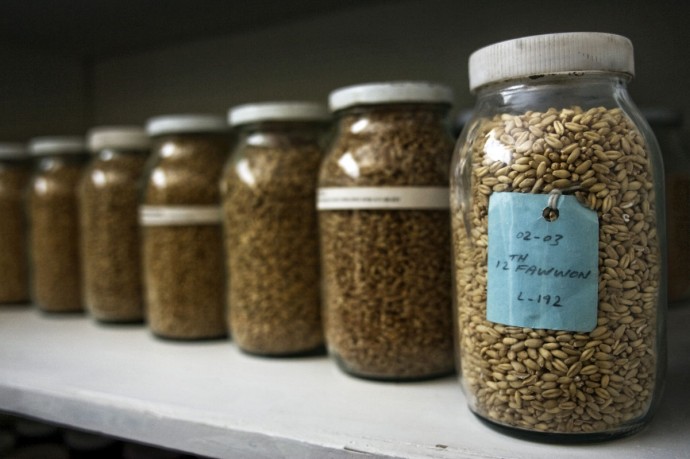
[28,136,90,312]
[79,126,151,322]
[0,143,32,304]
[222,102,329,356]
[142,114,230,339]
[451,33,665,440]
[318,81,456,380]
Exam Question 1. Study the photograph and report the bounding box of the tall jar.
[641,108,690,303]
[141,115,230,340]
[318,82,456,380]
[79,126,150,322]
[28,137,90,312]
[451,33,666,440]
[0,143,32,304]
[222,102,329,356]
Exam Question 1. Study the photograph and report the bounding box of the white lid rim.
[87,126,150,152]
[146,114,228,137]
[329,81,454,112]
[29,136,87,156]
[472,70,633,92]
[0,142,29,159]
[228,102,329,127]
[468,32,635,92]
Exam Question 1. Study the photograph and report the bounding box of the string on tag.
[543,189,562,222]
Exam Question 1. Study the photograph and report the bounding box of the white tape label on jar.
[139,205,222,226]
[486,192,599,332]
[317,187,449,210]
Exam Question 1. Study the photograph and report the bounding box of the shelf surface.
[1,305,689,459]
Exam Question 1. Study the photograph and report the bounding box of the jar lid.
[0,142,28,159]
[146,114,227,137]
[88,126,151,152]
[228,102,329,127]
[29,136,86,156]
[469,32,635,92]
[329,81,454,112]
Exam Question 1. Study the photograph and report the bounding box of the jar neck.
[474,73,633,115]
[237,121,326,144]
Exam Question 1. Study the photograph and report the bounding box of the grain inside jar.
[319,82,456,380]
[28,137,90,313]
[142,115,230,340]
[451,33,665,440]
[0,143,32,304]
[222,102,329,356]
[79,126,150,322]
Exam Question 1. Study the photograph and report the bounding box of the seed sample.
[142,115,230,340]
[28,137,89,312]
[223,103,328,355]
[0,144,31,304]
[452,106,661,433]
[320,83,456,380]
[79,127,150,322]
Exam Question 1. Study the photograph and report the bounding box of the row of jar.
[0,32,672,441]
[0,82,456,381]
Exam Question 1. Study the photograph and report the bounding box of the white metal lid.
[228,102,329,127]
[0,142,28,159]
[146,114,227,137]
[29,136,87,156]
[329,81,454,112]
[469,32,635,92]
[88,126,150,152]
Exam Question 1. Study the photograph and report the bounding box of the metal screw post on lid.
[468,32,635,92]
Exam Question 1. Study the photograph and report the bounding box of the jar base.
[239,344,327,359]
[333,355,455,382]
[472,412,647,443]
[151,331,228,342]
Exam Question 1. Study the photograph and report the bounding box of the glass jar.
[641,108,690,304]
[28,137,90,312]
[79,127,150,322]
[142,114,230,340]
[222,102,329,356]
[318,82,456,380]
[451,33,666,440]
[0,143,32,304]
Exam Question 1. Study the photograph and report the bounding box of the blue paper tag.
[487,193,599,332]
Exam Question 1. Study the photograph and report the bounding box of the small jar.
[222,102,329,356]
[79,127,151,322]
[28,137,90,312]
[0,143,32,304]
[141,115,230,340]
[318,82,456,380]
[642,108,690,303]
[451,33,665,440]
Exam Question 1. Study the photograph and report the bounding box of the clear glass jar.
[222,102,329,356]
[0,143,32,304]
[28,137,90,312]
[642,108,690,304]
[451,33,666,440]
[318,82,456,380]
[79,127,150,322]
[142,115,230,340]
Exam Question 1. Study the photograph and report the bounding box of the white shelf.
[1,306,689,458]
